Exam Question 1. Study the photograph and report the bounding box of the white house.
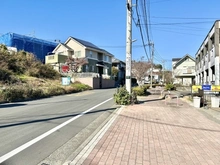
[172,54,195,86]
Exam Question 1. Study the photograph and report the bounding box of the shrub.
[1,85,46,102]
[63,86,77,94]
[22,87,45,99]
[0,68,13,82]
[132,86,146,96]
[114,86,131,105]
[165,83,175,90]
[2,86,25,102]
[47,86,66,96]
[71,81,92,91]
[37,64,60,79]
[28,63,60,79]
[29,88,45,99]
[142,84,150,90]
[132,85,151,96]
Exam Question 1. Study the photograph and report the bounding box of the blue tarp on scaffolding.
[0,32,57,62]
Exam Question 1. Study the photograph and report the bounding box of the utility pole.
[125,0,132,94]
[149,42,154,88]
[162,60,166,83]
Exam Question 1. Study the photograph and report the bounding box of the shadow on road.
[0,103,27,108]
[0,107,120,129]
[0,99,88,108]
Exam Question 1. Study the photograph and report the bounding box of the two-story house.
[172,54,196,86]
[45,36,114,77]
[112,57,126,87]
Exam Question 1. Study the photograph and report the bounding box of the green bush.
[22,87,45,99]
[37,64,60,79]
[132,86,146,96]
[29,88,45,99]
[0,68,12,82]
[28,63,60,79]
[2,87,25,102]
[71,81,92,91]
[114,86,131,105]
[165,83,175,90]
[47,86,66,96]
[142,84,150,90]
[132,85,151,96]
[1,86,46,102]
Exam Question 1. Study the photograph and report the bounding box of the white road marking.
[0,97,113,163]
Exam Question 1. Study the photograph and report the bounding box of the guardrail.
[165,94,181,106]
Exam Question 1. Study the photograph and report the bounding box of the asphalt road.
[0,88,118,165]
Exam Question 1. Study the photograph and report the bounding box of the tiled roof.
[69,37,114,56]
[71,37,101,50]
[60,43,74,51]
[172,58,181,61]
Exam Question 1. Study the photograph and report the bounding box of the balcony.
[98,53,103,61]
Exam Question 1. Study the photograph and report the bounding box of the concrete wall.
[75,77,115,89]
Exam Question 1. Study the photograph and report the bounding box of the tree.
[65,56,88,73]
[111,66,119,78]
[131,56,151,83]
[164,70,173,84]
[0,44,7,51]
[154,64,162,70]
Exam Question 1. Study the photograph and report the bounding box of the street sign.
[211,85,220,91]
[62,77,71,85]
[192,85,202,93]
[202,85,211,91]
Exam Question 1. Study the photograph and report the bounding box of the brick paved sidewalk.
[72,94,220,165]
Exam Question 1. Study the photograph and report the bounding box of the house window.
[104,55,107,61]
[92,65,95,72]
[48,56,54,60]
[89,51,93,58]
[75,51,81,57]
[187,69,192,74]
[71,51,74,56]
[86,65,89,72]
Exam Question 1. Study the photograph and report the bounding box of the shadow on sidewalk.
[138,98,164,104]
[118,109,220,133]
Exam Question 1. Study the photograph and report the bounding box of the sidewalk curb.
[64,106,124,165]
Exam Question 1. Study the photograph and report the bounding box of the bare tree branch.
[131,56,151,82]
[65,56,88,73]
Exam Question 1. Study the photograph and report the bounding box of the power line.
[152,28,205,36]
[140,21,214,25]
[151,16,220,20]
[150,0,173,4]
[99,45,146,48]
[134,0,150,61]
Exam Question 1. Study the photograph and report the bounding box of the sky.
[1,0,220,70]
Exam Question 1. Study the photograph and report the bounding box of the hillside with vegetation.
[0,44,92,103]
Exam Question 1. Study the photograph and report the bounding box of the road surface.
[0,88,118,165]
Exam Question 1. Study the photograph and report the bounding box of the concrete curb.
[63,106,124,165]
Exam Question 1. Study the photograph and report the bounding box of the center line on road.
[0,97,113,163]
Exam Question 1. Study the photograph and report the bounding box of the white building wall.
[195,20,220,85]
